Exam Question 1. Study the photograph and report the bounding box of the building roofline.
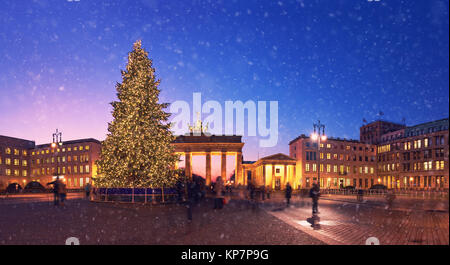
[35,138,101,148]
[405,117,449,129]
[0,135,35,144]
[361,119,406,128]
[289,134,362,145]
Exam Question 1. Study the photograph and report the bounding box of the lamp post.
[51,129,63,179]
[311,121,326,189]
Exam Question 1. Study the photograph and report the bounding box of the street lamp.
[311,120,326,189]
[51,129,63,179]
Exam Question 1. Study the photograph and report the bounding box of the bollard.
[144,188,147,204]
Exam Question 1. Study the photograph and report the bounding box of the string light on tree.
[96,40,179,188]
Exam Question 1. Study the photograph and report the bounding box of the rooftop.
[289,134,361,145]
[35,138,102,149]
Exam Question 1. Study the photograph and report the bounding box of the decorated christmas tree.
[96,40,179,188]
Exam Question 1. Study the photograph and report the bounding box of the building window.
[305,163,310,172]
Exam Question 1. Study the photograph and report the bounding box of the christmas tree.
[96,40,179,188]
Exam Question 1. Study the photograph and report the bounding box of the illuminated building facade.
[242,153,296,190]
[289,118,449,190]
[30,139,101,188]
[0,136,35,189]
[289,135,377,189]
[0,136,101,189]
[375,118,448,190]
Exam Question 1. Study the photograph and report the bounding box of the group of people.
[46,177,92,206]
[245,181,321,214]
[46,176,67,206]
[285,182,320,214]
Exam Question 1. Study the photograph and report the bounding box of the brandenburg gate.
[172,134,244,187]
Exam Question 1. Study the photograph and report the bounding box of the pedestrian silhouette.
[47,177,62,206]
[309,183,320,214]
[285,182,292,207]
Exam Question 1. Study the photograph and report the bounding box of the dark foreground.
[0,197,324,245]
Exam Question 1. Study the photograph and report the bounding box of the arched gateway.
[171,134,244,187]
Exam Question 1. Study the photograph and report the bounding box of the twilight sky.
[0,0,448,170]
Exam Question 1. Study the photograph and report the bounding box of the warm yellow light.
[409,177,414,181]
[51,142,57,148]
[321,135,327,141]
[311,133,318,141]
[378,178,381,183]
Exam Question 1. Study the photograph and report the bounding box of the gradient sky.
[0,0,449,174]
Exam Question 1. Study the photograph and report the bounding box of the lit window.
[6,169,11,175]
[23,170,27,177]
[6,158,11,165]
[305,163,310,172]
[312,164,317,172]
[326,153,331,159]
[14,149,19,155]
[326,164,331,172]
[333,165,337,173]
[85,145,90,150]
[85,165,90,173]
[5,148,11,154]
